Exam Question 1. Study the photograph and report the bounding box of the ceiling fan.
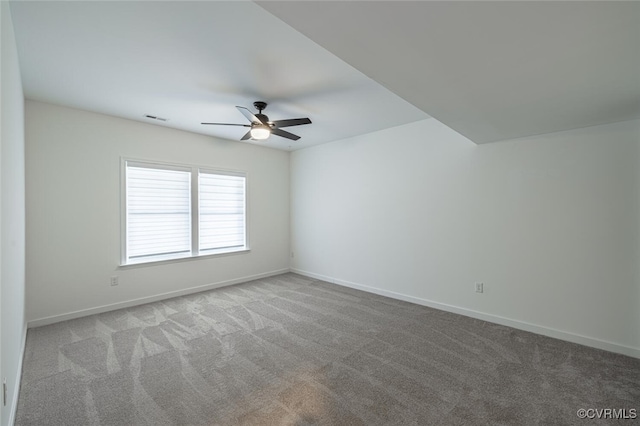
[202,101,312,141]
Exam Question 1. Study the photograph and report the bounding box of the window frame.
[120,158,249,266]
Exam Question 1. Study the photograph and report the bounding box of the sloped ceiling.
[9,1,428,151]
[259,1,640,144]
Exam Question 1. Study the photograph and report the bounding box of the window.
[198,172,246,252]
[123,160,247,265]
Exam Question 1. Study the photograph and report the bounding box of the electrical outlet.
[291,252,294,258]
[475,282,484,293]
[110,276,119,286]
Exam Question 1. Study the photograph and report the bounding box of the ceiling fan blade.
[236,106,263,124]
[271,128,301,141]
[270,118,312,128]
[201,122,250,127]
[240,130,252,141]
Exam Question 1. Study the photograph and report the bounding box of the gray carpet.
[15,273,640,425]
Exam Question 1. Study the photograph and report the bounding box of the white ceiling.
[259,1,640,144]
[8,1,428,151]
[10,1,640,149]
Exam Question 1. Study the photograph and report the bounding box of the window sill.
[118,248,250,269]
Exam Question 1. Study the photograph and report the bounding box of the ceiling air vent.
[144,115,168,122]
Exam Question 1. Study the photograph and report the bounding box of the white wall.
[1,2,27,425]
[291,118,640,357]
[26,101,290,323]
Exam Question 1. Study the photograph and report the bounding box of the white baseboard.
[27,269,290,328]
[8,323,28,426]
[292,268,640,359]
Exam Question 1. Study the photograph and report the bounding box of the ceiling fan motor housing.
[255,113,270,125]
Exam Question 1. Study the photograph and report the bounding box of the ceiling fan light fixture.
[250,125,271,140]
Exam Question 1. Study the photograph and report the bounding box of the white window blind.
[199,172,246,252]
[126,165,191,262]
[123,160,247,265]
